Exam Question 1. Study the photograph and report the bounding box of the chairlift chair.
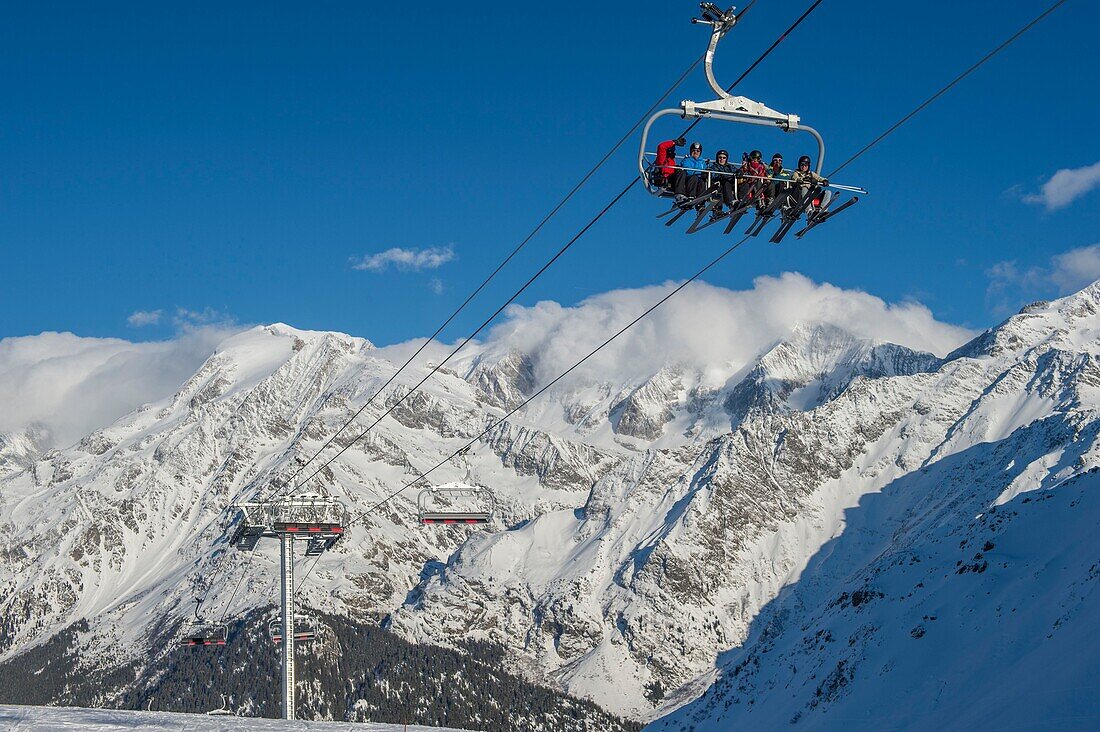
[639,4,826,191]
[417,481,495,525]
[638,4,865,239]
[268,614,317,644]
[180,622,228,647]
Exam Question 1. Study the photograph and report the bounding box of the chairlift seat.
[180,624,227,647]
[417,482,496,526]
[268,615,316,644]
[420,511,492,524]
[272,521,344,534]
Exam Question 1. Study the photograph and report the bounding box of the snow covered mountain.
[1,280,1098,727]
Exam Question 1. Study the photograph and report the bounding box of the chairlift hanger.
[638,3,827,194]
[179,597,228,647]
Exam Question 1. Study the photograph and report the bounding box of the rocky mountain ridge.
[2,283,1098,726]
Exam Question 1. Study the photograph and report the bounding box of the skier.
[676,141,708,201]
[766,153,792,206]
[789,154,830,211]
[707,149,738,212]
[654,137,686,188]
[739,150,770,208]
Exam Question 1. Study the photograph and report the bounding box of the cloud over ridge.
[987,243,1100,313]
[473,273,976,387]
[0,327,239,447]
[4,275,976,450]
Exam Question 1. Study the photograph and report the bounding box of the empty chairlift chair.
[269,614,316,644]
[180,622,228,647]
[417,482,495,525]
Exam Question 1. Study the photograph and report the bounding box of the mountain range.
[2,280,1098,728]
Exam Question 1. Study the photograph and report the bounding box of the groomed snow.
[0,705,476,732]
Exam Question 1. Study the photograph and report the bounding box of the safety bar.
[639,108,825,181]
[641,153,867,193]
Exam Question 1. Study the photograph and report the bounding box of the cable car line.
[269,50,714,498]
[826,0,1068,178]
[216,548,256,625]
[194,34,753,624]
[266,0,820,506]
[267,2,835,594]
[285,179,639,497]
[297,0,1069,563]
[289,230,759,593]
[207,0,829,621]
[346,234,755,529]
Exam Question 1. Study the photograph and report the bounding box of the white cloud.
[469,273,974,388]
[127,309,163,327]
[1049,244,1100,292]
[351,245,455,272]
[987,244,1100,312]
[0,326,240,447]
[173,307,235,328]
[1022,161,1100,211]
[428,278,445,295]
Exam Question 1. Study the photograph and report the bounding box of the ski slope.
[0,705,476,732]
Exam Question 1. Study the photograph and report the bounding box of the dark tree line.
[0,609,641,732]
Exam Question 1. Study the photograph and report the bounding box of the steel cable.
[827,0,1068,178]
[263,50,710,501]
[276,0,822,502]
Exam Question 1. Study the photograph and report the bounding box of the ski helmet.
[716,149,729,159]
[690,142,702,152]
[798,155,811,167]
[771,153,783,164]
[749,150,762,160]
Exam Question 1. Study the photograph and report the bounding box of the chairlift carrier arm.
[639,3,825,180]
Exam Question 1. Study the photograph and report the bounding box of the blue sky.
[2,0,1098,345]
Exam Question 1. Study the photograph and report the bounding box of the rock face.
[2,283,1100,727]
[612,367,683,440]
[0,424,51,476]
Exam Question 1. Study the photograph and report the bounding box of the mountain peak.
[725,324,938,422]
[948,278,1100,362]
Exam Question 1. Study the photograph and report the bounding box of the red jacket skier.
[656,137,687,181]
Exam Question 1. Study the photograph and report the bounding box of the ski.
[684,206,713,233]
[664,205,693,227]
[656,187,716,219]
[795,196,860,238]
[724,203,751,234]
[769,186,821,244]
[744,193,785,237]
[656,199,683,219]
[687,202,735,234]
